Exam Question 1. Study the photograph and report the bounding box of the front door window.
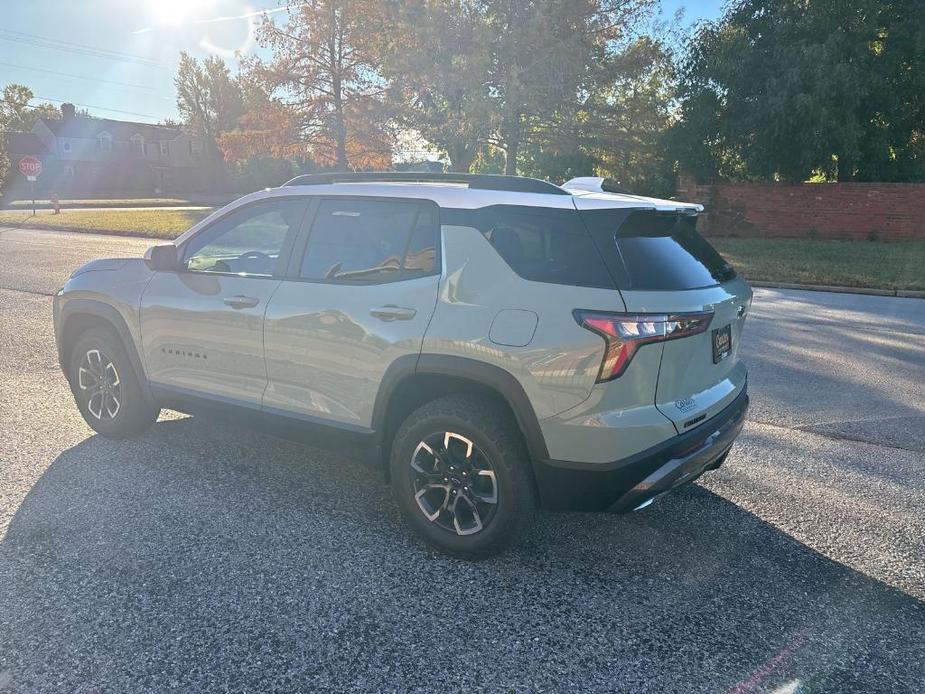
[184,199,308,277]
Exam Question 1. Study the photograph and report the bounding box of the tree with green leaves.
[674,0,925,182]
[585,34,679,196]
[0,84,58,195]
[375,0,494,172]
[175,52,246,187]
[482,0,655,174]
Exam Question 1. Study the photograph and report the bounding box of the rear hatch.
[578,206,751,432]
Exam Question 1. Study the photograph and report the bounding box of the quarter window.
[184,199,307,277]
[299,199,437,282]
[477,206,615,289]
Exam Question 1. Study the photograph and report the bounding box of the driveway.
[1,227,923,692]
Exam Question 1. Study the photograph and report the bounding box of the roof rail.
[282,171,569,196]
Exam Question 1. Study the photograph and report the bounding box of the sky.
[0,1,727,126]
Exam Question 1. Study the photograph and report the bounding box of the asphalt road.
[1,227,923,693]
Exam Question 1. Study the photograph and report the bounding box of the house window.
[98,132,112,152]
[64,165,75,177]
[62,142,72,153]
[130,134,145,156]
[160,141,170,157]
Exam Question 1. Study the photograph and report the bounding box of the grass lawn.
[708,236,925,291]
[7,197,201,208]
[0,209,210,239]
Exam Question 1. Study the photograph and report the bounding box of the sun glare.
[149,0,217,26]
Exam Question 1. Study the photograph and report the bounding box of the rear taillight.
[574,310,714,382]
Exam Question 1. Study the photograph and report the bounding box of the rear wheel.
[68,328,159,438]
[390,395,534,559]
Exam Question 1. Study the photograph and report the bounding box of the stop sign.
[18,155,42,178]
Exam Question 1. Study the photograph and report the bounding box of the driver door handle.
[370,305,417,321]
[223,295,260,309]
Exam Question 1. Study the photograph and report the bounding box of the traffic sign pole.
[18,157,43,215]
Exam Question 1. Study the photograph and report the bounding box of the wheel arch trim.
[56,298,152,403]
[372,353,550,462]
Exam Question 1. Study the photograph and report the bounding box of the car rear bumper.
[531,385,749,512]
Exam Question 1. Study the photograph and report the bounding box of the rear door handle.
[370,305,417,321]
[223,295,260,309]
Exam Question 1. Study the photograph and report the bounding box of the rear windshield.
[580,210,736,290]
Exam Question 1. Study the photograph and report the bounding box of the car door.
[140,197,309,407]
[263,197,440,430]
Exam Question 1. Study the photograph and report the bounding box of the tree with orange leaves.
[225,0,393,171]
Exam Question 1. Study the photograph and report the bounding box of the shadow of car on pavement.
[1,415,923,692]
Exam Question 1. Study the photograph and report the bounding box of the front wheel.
[68,327,159,438]
[390,395,535,559]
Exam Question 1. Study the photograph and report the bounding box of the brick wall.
[675,176,925,241]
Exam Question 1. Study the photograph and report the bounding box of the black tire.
[68,327,159,438]
[390,394,535,560]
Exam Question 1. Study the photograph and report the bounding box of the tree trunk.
[504,135,519,175]
[501,116,520,175]
[836,152,857,182]
[446,141,477,173]
[332,76,349,171]
[204,138,227,193]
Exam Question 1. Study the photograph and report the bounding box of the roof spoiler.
[562,176,704,214]
[561,177,631,194]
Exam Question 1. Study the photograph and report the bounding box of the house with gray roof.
[4,103,209,198]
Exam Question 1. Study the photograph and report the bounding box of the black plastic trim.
[150,382,378,460]
[55,298,153,405]
[370,353,550,462]
[532,386,749,511]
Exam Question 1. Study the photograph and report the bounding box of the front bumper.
[532,385,749,512]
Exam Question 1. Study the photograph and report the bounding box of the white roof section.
[280,182,578,209]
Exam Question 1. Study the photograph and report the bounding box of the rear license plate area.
[712,324,732,363]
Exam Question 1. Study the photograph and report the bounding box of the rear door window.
[299,198,438,283]
[580,210,736,290]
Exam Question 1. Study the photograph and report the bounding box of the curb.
[750,281,925,299]
[0,222,171,241]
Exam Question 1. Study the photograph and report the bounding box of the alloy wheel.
[77,349,122,421]
[409,431,499,536]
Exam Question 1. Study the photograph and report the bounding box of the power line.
[32,96,163,122]
[0,60,155,91]
[0,29,163,68]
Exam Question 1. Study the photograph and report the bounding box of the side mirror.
[144,244,181,272]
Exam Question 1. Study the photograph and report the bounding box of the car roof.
[274,180,700,211]
[174,179,701,245]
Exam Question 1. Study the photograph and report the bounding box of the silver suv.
[53,173,751,558]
